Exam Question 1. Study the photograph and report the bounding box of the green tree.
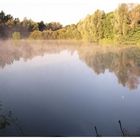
[46,22,62,31]
[77,10,105,42]
[103,12,114,39]
[114,4,130,43]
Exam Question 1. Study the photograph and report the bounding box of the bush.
[12,32,21,40]
[29,31,43,40]
[99,38,115,46]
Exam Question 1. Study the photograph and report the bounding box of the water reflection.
[0,41,140,136]
[78,47,140,90]
[0,41,73,68]
[0,41,140,90]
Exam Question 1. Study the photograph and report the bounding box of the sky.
[0,0,140,25]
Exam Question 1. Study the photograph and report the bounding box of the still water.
[0,41,140,136]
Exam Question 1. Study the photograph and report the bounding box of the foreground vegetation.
[1,3,140,45]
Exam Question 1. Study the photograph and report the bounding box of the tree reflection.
[0,40,77,69]
[0,41,140,90]
[79,47,140,90]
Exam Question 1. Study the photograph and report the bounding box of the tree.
[77,15,93,41]
[77,10,105,42]
[0,11,5,22]
[114,4,130,42]
[38,21,46,31]
[103,12,114,39]
[129,4,140,28]
[46,22,62,31]
[20,18,38,37]
[92,10,105,42]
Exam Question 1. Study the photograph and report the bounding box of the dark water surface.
[0,41,140,136]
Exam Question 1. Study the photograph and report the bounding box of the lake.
[0,40,140,136]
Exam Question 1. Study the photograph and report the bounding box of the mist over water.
[0,40,140,136]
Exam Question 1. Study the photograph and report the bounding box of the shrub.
[29,31,43,40]
[12,32,21,40]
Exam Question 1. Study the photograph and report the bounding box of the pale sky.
[0,0,140,25]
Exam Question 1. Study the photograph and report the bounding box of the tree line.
[1,3,140,45]
[0,11,62,39]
